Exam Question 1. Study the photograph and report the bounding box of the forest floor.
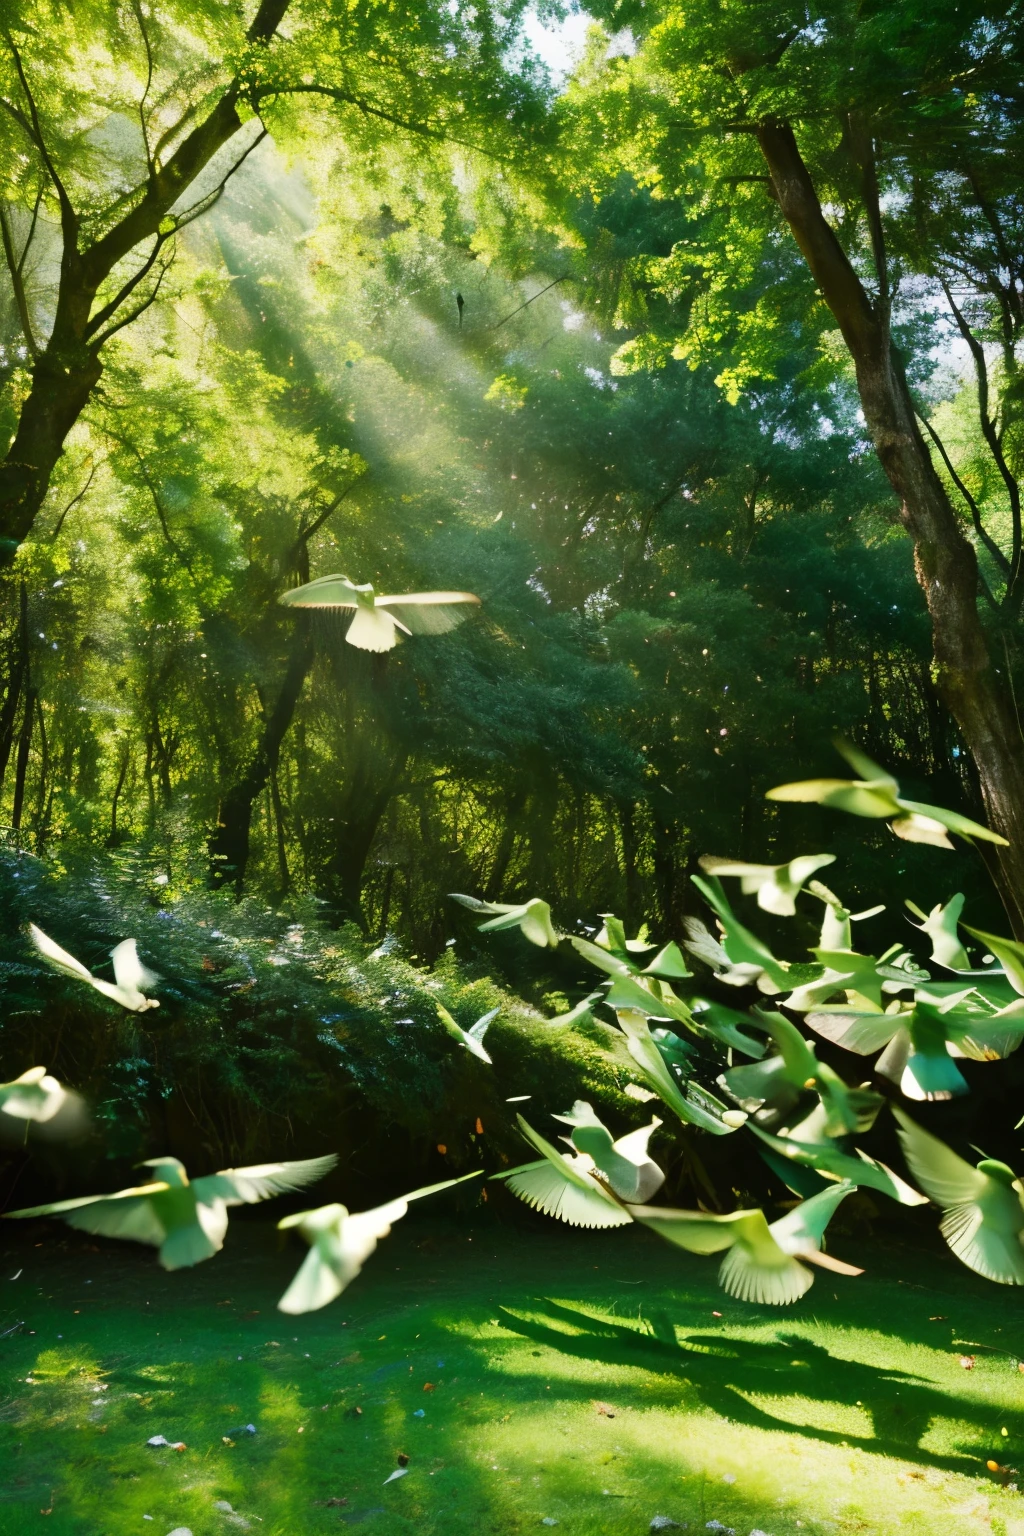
[0,1215,1022,1536]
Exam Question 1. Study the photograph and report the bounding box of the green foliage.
[0,846,636,1194]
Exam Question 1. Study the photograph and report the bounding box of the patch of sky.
[520,6,594,84]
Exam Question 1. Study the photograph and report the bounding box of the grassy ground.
[1,1211,1022,1536]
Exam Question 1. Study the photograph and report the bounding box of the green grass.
[1,1214,1023,1536]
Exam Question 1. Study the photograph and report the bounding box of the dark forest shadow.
[497,1298,1019,1477]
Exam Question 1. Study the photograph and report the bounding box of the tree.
[562,0,1024,931]
[0,0,543,562]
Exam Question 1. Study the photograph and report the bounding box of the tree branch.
[110,436,194,573]
[3,35,78,251]
[755,119,881,359]
[254,83,511,160]
[89,255,174,347]
[917,409,1011,576]
[941,278,1023,599]
[0,202,38,355]
[131,0,156,169]
[85,231,168,339]
[51,462,97,539]
[845,112,889,316]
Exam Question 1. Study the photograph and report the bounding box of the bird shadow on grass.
[497,1298,1020,1478]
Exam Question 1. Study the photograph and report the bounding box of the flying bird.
[0,1067,80,1128]
[803,995,1024,1100]
[278,575,480,652]
[767,739,1006,848]
[572,913,692,982]
[29,923,160,1012]
[893,1108,1024,1284]
[449,893,560,948]
[493,1114,634,1228]
[615,1008,748,1135]
[277,1172,482,1314]
[6,1153,337,1270]
[628,1181,862,1305]
[435,1002,499,1063]
[749,1123,927,1206]
[698,853,836,917]
[719,1010,882,1137]
[905,894,970,970]
[552,1099,665,1203]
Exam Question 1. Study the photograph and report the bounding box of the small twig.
[489,275,569,332]
[52,463,97,539]
[953,1336,1021,1360]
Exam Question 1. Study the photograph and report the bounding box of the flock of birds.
[3,717,1023,1308]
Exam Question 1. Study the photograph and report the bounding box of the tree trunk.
[0,0,292,561]
[208,627,314,893]
[0,355,103,557]
[327,753,407,929]
[0,581,28,787]
[757,121,1024,935]
[11,686,35,833]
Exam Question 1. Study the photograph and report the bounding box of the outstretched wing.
[195,1153,338,1207]
[6,1184,168,1246]
[629,1204,765,1256]
[375,592,480,635]
[804,1009,898,1054]
[502,1158,632,1228]
[891,1108,986,1208]
[279,1197,410,1315]
[449,893,513,916]
[749,1124,928,1206]
[770,1180,857,1255]
[278,575,360,608]
[467,1007,500,1044]
[28,924,94,983]
[496,1114,630,1228]
[612,1118,663,1166]
[110,938,159,995]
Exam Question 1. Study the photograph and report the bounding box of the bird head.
[352,582,376,608]
[139,1156,188,1186]
[279,1202,346,1237]
[977,1158,1019,1188]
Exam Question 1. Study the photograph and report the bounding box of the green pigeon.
[698,853,836,917]
[6,1153,337,1269]
[0,1069,76,1130]
[585,914,692,980]
[683,916,766,990]
[689,997,768,1057]
[719,1012,882,1137]
[906,895,970,970]
[748,1123,927,1206]
[449,893,560,948]
[805,996,1024,1100]
[690,875,795,993]
[893,1108,1024,1284]
[279,574,480,652]
[277,1172,483,1314]
[493,1115,634,1228]
[628,1181,862,1305]
[812,886,885,949]
[435,1002,500,1063]
[551,1100,665,1202]
[691,876,828,1000]
[615,1009,748,1135]
[766,739,1007,848]
[29,923,160,1012]
[545,991,603,1026]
